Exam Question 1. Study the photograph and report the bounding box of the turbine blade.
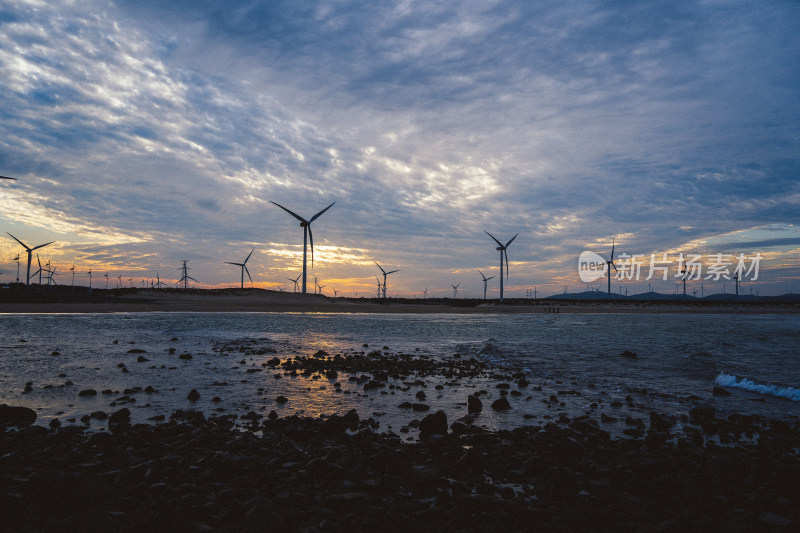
[505,233,518,248]
[309,202,335,223]
[610,239,615,261]
[244,266,253,283]
[484,231,503,248]
[0,176,18,180]
[487,276,495,281]
[611,262,618,272]
[387,270,400,275]
[31,241,54,251]
[270,201,307,223]
[6,233,29,250]
[244,248,254,264]
[373,261,386,274]
[478,270,485,280]
[504,249,510,276]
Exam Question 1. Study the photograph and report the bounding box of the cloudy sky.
[1,0,798,297]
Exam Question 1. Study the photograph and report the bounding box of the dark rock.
[415,390,426,400]
[649,412,674,432]
[468,394,483,413]
[712,386,731,397]
[412,403,430,412]
[491,397,511,411]
[144,385,157,394]
[179,353,193,360]
[136,355,150,362]
[78,389,97,396]
[127,348,146,353]
[49,418,61,429]
[398,401,413,409]
[108,408,131,426]
[419,410,448,440]
[187,389,201,401]
[90,410,108,420]
[621,350,637,359]
[275,395,288,404]
[0,405,37,426]
[268,410,278,419]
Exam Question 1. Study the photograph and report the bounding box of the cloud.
[0,0,798,295]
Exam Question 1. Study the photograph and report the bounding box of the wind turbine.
[88,269,93,289]
[374,261,399,299]
[478,270,495,300]
[451,282,461,299]
[287,273,301,293]
[225,248,254,289]
[177,260,197,289]
[271,201,335,294]
[484,231,517,302]
[13,254,20,283]
[602,239,618,299]
[332,288,339,297]
[375,277,382,298]
[6,233,54,286]
[70,265,75,287]
[104,272,109,290]
[154,271,167,288]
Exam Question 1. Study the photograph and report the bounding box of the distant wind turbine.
[484,231,517,302]
[374,261,399,299]
[478,270,495,300]
[225,248,254,288]
[271,201,335,294]
[13,254,20,283]
[177,260,197,289]
[287,273,301,293]
[154,271,167,288]
[451,282,461,299]
[88,269,93,289]
[6,233,54,286]
[602,239,618,299]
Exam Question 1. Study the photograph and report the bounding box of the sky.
[1,0,799,298]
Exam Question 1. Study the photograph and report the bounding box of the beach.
[1,295,799,531]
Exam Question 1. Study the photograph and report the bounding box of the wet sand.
[1,287,798,314]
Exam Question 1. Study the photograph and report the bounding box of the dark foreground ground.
[2,405,798,532]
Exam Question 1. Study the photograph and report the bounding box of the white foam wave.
[714,373,800,401]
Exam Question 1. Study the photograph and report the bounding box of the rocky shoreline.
[2,402,799,532]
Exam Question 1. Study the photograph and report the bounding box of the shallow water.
[1,312,798,434]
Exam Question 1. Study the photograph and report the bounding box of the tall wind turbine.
[451,282,461,299]
[271,201,335,294]
[374,261,399,299]
[6,233,54,286]
[177,260,197,289]
[602,239,618,299]
[225,248,254,289]
[287,274,301,293]
[478,270,495,300]
[484,231,517,302]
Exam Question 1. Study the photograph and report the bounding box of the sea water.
[1,312,798,432]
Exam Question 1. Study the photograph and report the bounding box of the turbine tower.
[225,248,254,289]
[484,231,517,302]
[374,261,399,299]
[602,239,618,299]
[6,233,54,286]
[451,282,461,299]
[478,270,495,300]
[271,201,334,294]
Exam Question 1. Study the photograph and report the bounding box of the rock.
[49,418,61,429]
[415,390,426,400]
[713,386,731,396]
[411,403,430,412]
[621,350,638,359]
[127,348,146,353]
[187,389,201,401]
[419,410,448,440]
[136,355,150,362]
[468,394,483,413]
[144,385,157,394]
[649,412,674,432]
[398,401,413,409]
[109,408,131,426]
[179,353,193,360]
[275,395,288,404]
[90,410,108,420]
[0,405,37,426]
[267,410,278,419]
[491,397,511,411]
[78,389,97,396]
